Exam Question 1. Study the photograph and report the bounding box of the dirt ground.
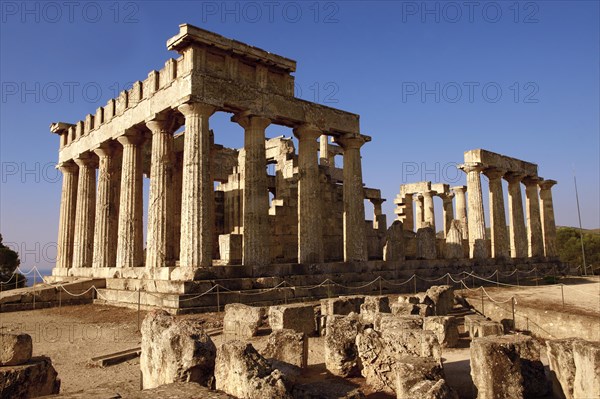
[3,278,596,397]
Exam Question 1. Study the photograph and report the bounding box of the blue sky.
[1,1,598,274]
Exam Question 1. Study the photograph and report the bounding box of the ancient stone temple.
[45,24,561,313]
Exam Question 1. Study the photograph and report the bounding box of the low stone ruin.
[423,316,460,348]
[263,329,308,369]
[0,332,60,398]
[395,357,458,399]
[268,303,316,336]
[465,314,504,338]
[324,313,362,377]
[140,310,217,389]
[546,338,600,399]
[470,334,548,399]
[223,303,265,338]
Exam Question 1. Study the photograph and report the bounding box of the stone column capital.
[539,179,557,190]
[504,172,526,184]
[231,112,271,130]
[293,124,322,141]
[177,102,216,119]
[451,185,467,194]
[145,114,177,134]
[421,190,435,198]
[93,141,119,158]
[117,128,145,146]
[73,152,98,168]
[522,176,542,187]
[483,167,506,180]
[58,160,78,174]
[440,192,455,202]
[369,198,386,206]
[334,133,371,150]
[459,162,486,174]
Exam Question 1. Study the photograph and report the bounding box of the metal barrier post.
[516,271,520,287]
[496,270,499,287]
[446,274,450,286]
[137,289,141,332]
[535,269,538,286]
[379,277,382,296]
[413,276,417,294]
[481,288,484,315]
[511,297,516,330]
[561,285,565,307]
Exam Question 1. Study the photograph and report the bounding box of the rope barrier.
[381,274,415,287]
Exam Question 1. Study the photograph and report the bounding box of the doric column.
[461,163,488,259]
[178,103,216,269]
[294,124,323,263]
[452,186,468,239]
[116,130,145,268]
[145,116,176,269]
[402,193,414,231]
[172,151,183,260]
[441,194,454,237]
[72,154,97,268]
[422,190,436,231]
[56,161,78,269]
[233,113,271,267]
[415,194,424,230]
[505,172,528,258]
[319,134,333,167]
[334,134,369,262]
[92,143,121,268]
[523,176,544,257]
[539,179,558,257]
[370,198,386,232]
[483,168,509,258]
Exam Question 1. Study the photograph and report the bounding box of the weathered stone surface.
[383,220,405,261]
[262,329,308,368]
[423,317,459,348]
[0,356,60,398]
[417,303,434,316]
[0,333,32,366]
[215,340,291,399]
[381,328,441,360]
[416,227,437,260]
[52,383,236,399]
[471,335,547,399]
[141,310,216,389]
[269,303,316,335]
[360,295,390,324]
[397,295,420,304]
[445,220,464,259]
[375,314,423,331]
[546,338,577,399]
[390,303,420,316]
[572,339,600,399]
[321,296,365,317]
[395,357,453,399]
[223,303,264,338]
[324,314,362,377]
[401,379,458,399]
[292,381,365,399]
[425,285,454,316]
[470,320,504,338]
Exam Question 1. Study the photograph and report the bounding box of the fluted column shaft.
[452,186,468,239]
[422,190,436,231]
[56,162,78,269]
[335,134,368,262]
[462,163,488,259]
[178,103,216,269]
[402,193,414,231]
[116,131,145,268]
[72,155,97,268]
[92,144,121,268]
[234,114,271,267]
[415,195,424,230]
[523,177,544,257]
[172,152,183,260]
[319,134,333,166]
[442,195,454,237]
[145,117,175,269]
[505,173,528,258]
[539,180,558,257]
[294,125,323,263]
[484,168,509,258]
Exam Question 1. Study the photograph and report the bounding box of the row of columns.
[462,162,557,259]
[402,188,466,239]
[56,103,370,273]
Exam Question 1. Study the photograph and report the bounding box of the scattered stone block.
[324,313,362,377]
[360,295,391,324]
[513,335,548,397]
[215,341,291,399]
[390,303,419,315]
[262,329,308,369]
[0,333,32,366]
[140,310,216,389]
[223,303,264,338]
[546,338,577,399]
[425,285,454,315]
[382,328,441,360]
[572,339,600,399]
[423,316,459,348]
[0,356,60,398]
[292,380,365,399]
[269,303,316,335]
[397,295,419,304]
[395,357,453,399]
[417,303,434,316]
[375,314,423,331]
[321,296,365,317]
[472,321,504,338]
[416,227,436,260]
[400,379,458,399]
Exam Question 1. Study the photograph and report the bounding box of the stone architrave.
[294,124,324,264]
[179,103,216,270]
[523,176,544,257]
[334,134,369,262]
[416,227,436,260]
[505,173,528,258]
[445,220,464,259]
[539,180,558,257]
[72,153,97,268]
[452,186,468,240]
[483,168,509,259]
[56,161,78,269]
[461,163,487,259]
[146,117,176,269]
[116,130,145,268]
[233,113,272,267]
[92,142,121,268]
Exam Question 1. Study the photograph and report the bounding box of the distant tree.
[556,227,600,272]
[0,234,25,289]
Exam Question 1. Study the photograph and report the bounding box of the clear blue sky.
[1,1,598,274]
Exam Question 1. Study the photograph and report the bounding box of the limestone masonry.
[46,24,559,311]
